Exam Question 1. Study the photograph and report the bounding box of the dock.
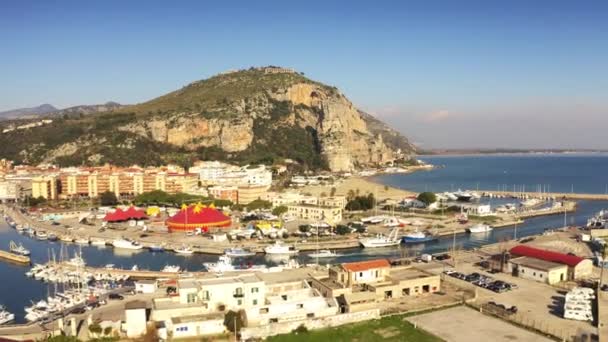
[0,250,30,265]
[482,190,608,201]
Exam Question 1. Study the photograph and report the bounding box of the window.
[202,291,210,300]
[237,299,242,305]
[260,307,269,314]
[253,299,258,305]
[296,303,303,309]
[251,287,259,293]
[187,293,197,304]
[359,272,363,277]
[540,274,543,278]
[270,318,279,323]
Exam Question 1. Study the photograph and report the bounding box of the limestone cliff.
[0,66,415,170]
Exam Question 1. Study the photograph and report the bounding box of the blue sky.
[1,1,607,149]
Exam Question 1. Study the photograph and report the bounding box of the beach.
[301,175,417,200]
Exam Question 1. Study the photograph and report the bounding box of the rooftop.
[125,300,147,310]
[171,312,224,324]
[510,245,586,267]
[342,259,390,272]
[509,256,568,271]
[387,267,438,282]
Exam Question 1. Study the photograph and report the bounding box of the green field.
[266,314,443,342]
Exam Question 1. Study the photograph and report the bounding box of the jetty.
[0,250,30,265]
[482,190,608,201]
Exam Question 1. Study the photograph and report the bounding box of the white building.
[124,301,147,338]
[135,280,158,294]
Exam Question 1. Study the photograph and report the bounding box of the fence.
[466,301,597,342]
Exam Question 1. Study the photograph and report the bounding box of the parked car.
[71,307,86,315]
[435,254,451,261]
[108,293,124,300]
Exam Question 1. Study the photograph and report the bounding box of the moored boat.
[203,255,266,273]
[175,245,194,255]
[359,228,400,248]
[308,249,339,258]
[224,247,255,257]
[264,241,298,255]
[467,223,492,233]
[402,230,437,244]
[112,239,143,250]
[0,306,15,325]
[9,241,30,256]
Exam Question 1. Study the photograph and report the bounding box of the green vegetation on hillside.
[266,314,442,342]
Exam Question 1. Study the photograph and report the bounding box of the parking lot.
[454,262,597,340]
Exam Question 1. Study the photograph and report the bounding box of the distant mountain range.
[0,102,124,121]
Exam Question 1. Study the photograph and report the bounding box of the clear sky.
[1,1,607,149]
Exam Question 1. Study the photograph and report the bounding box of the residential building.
[237,185,270,205]
[124,301,148,338]
[287,203,343,224]
[208,185,238,203]
[271,192,317,207]
[31,175,59,200]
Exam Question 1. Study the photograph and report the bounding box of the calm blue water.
[2,154,608,323]
[372,154,608,194]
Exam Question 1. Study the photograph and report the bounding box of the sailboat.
[359,228,400,248]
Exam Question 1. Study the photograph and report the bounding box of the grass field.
[265,314,444,342]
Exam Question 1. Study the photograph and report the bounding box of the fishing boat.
[9,241,30,256]
[203,255,266,273]
[402,230,437,244]
[0,306,15,325]
[359,228,400,248]
[16,225,27,233]
[467,223,492,233]
[47,233,58,242]
[175,245,194,255]
[161,265,181,273]
[264,241,298,255]
[112,239,143,250]
[308,250,339,258]
[224,247,255,257]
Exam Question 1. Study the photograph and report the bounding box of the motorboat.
[359,228,400,248]
[35,230,48,240]
[148,244,165,252]
[60,235,74,243]
[587,209,608,229]
[224,247,255,257]
[90,238,106,246]
[0,306,14,325]
[361,215,386,224]
[161,265,181,273]
[47,233,58,242]
[9,241,30,256]
[308,249,339,258]
[74,237,90,245]
[112,239,143,250]
[203,255,266,273]
[264,241,298,255]
[175,245,194,255]
[402,230,437,244]
[467,223,492,233]
[454,189,473,202]
[16,225,27,233]
[131,265,139,271]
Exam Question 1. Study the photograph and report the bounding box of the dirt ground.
[406,306,553,342]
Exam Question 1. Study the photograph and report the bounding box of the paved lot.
[406,306,552,342]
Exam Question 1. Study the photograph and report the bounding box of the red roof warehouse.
[104,207,147,222]
[509,245,592,280]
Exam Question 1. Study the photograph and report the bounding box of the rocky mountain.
[0,104,57,120]
[50,102,124,117]
[0,67,414,171]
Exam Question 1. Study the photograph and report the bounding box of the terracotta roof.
[342,259,390,272]
[510,245,585,267]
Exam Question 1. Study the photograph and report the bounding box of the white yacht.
[467,223,492,233]
[0,306,14,325]
[35,230,48,240]
[74,237,90,244]
[175,245,194,255]
[359,228,400,248]
[203,255,266,273]
[264,241,298,255]
[308,250,339,258]
[224,247,255,257]
[90,238,107,246]
[9,241,30,256]
[112,239,143,250]
[161,265,181,273]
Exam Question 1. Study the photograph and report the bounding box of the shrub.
[336,225,351,235]
[417,192,437,206]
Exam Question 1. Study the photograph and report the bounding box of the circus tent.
[165,203,231,232]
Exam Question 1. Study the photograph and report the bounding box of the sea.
[2,153,608,322]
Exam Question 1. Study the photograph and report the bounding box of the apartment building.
[31,175,59,200]
[286,203,343,224]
